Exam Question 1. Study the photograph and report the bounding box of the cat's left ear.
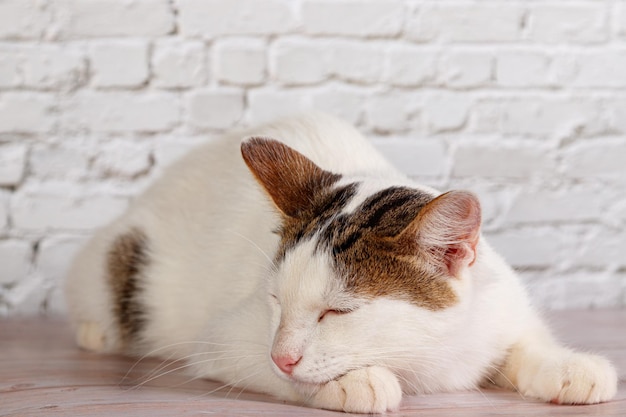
[398,191,481,279]
[241,137,340,218]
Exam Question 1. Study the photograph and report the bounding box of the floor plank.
[1,310,625,416]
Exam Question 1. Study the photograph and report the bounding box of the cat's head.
[241,137,481,387]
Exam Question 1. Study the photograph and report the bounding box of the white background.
[1,0,625,315]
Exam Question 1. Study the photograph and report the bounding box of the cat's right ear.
[241,137,340,218]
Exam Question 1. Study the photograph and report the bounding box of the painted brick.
[559,50,626,88]
[11,187,128,231]
[453,143,551,179]
[329,41,384,84]
[56,0,173,38]
[29,143,90,181]
[423,92,471,133]
[36,235,88,315]
[247,89,310,125]
[487,229,566,268]
[496,51,551,87]
[214,38,266,86]
[0,0,49,40]
[185,89,244,130]
[365,92,419,133]
[471,97,605,138]
[618,2,626,38]
[384,45,436,87]
[43,280,66,316]
[178,0,294,37]
[89,41,149,88]
[4,271,51,315]
[0,190,8,230]
[526,273,624,310]
[549,54,580,86]
[272,39,330,85]
[372,138,447,177]
[504,188,605,225]
[437,50,492,88]
[61,91,179,133]
[92,140,154,179]
[0,239,32,285]
[612,199,626,228]
[311,87,365,125]
[406,4,524,43]
[527,4,608,44]
[152,39,206,88]
[0,143,27,186]
[0,47,19,87]
[302,0,403,37]
[607,98,626,133]
[562,139,626,178]
[579,230,626,269]
[0,93,55,133]
[0,44,86,90]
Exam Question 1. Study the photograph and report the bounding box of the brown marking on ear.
[241,137,341,219]
[107,228,149,344]
[319,187,460,310]
[275,182,358,261]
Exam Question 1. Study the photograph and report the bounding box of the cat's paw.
[308,366,402,413]
[76,321,107,352]
[521,352,617,405]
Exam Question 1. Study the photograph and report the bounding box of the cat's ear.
[241,137,340,218]
[399,191,481,278]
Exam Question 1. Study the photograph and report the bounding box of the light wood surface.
[1,310,625,416]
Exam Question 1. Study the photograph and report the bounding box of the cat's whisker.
[481,364,527,401]
[129,348,265,386]
[188,366,267,401]
[122,340,266,385]
[123,339,266,381]
[128,354,265,390]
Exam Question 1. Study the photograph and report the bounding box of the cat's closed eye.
[318,308,353,322]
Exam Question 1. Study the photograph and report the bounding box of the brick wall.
[1,0,625,315]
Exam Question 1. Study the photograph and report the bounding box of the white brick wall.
[1,0,625,316]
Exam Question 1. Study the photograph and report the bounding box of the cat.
[64,112,617,413]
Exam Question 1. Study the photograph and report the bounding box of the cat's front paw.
[521,352,617,405]
[308,366,402,413]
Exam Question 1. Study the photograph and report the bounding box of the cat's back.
[132,112,401,241]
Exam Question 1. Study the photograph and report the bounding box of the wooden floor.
[1,310,625,417]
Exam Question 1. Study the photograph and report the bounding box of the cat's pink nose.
[271,353,302,375]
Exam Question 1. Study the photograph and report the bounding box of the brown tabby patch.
[278,186,458,310]
[324,187,458,310]
[107,228,148,343]
[275,182,358,261]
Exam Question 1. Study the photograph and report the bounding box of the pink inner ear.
[414,191,482,278]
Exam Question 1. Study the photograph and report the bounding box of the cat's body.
[65,113,617,413]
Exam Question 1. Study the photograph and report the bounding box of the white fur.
[65,112,617,413]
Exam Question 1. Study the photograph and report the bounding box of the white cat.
[65,112,617,413]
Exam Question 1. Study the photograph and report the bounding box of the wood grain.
[1,310,625,416]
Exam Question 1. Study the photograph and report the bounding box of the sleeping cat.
[65,112,617,413]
